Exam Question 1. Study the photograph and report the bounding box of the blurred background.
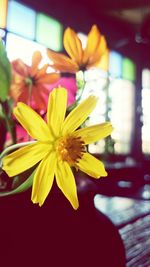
[1,0,150,196]
[0,1,150,266]
[1,0,150,215]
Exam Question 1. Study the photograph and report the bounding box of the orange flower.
[47,25,108,73]
[10,51,60,111]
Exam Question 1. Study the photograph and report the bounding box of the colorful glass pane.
[36,13,63,51]
[7,0,36,39]
[122,58,136,82]
[109,51,122,78]
[0,0,8,28]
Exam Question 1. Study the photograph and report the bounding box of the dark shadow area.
[0,184,126,267]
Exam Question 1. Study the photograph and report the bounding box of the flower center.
[25,76,36,86]
[56,135,85,166]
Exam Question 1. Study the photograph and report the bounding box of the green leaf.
[0,40,12,102]
[0,170,35,197]
[0,103,5,119]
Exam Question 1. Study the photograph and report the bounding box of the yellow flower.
[2,87,113,209]
[47,25,108,73]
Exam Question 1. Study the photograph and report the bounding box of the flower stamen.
[56,135,85,166]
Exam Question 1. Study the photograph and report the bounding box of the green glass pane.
[36,13,63,51]
[122,58,136,82]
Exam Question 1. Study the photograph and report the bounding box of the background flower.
[10,51,60,111]
[46,77,78,106]
[6,124,29,145]
[47,25,108,73]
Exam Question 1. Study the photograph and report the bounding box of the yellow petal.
[14,102,52,141]
[47,87,67,136]
[83,25,101,65]
[47,49,79,73]
[2,142,51,177]
[31,152,56,206]
[64,27,83,65]
[87,35,108,68]
[97,35,108,56]
[73,122,113,144]
[95,48,109,71]
[62,96,98,134]
[55,160,79,210]
[77,152,107,178]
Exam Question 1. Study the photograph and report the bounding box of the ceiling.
[101,2,150,45]
[20,0,150,58]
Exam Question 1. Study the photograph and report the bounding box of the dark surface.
[0,184,126,267]
[120,214,150,267]
[94,194,150,266]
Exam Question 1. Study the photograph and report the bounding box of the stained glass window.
[4,0,63,63]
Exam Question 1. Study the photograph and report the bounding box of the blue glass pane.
[109,51,122,78]
[7,0,36,39]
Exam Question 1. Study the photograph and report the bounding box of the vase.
[0,179,126,267]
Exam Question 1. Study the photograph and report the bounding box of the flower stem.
[67,71,85,112]
[75,70,85,102]
[0,101,16,144]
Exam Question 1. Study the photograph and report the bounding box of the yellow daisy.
[2,87,113,209]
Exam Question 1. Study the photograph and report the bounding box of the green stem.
[75,70,86,102]
[1,102,16,144]
[67,71,85,112]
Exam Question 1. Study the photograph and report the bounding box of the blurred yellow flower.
[47,25,108,73]
[2,87,112,209]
